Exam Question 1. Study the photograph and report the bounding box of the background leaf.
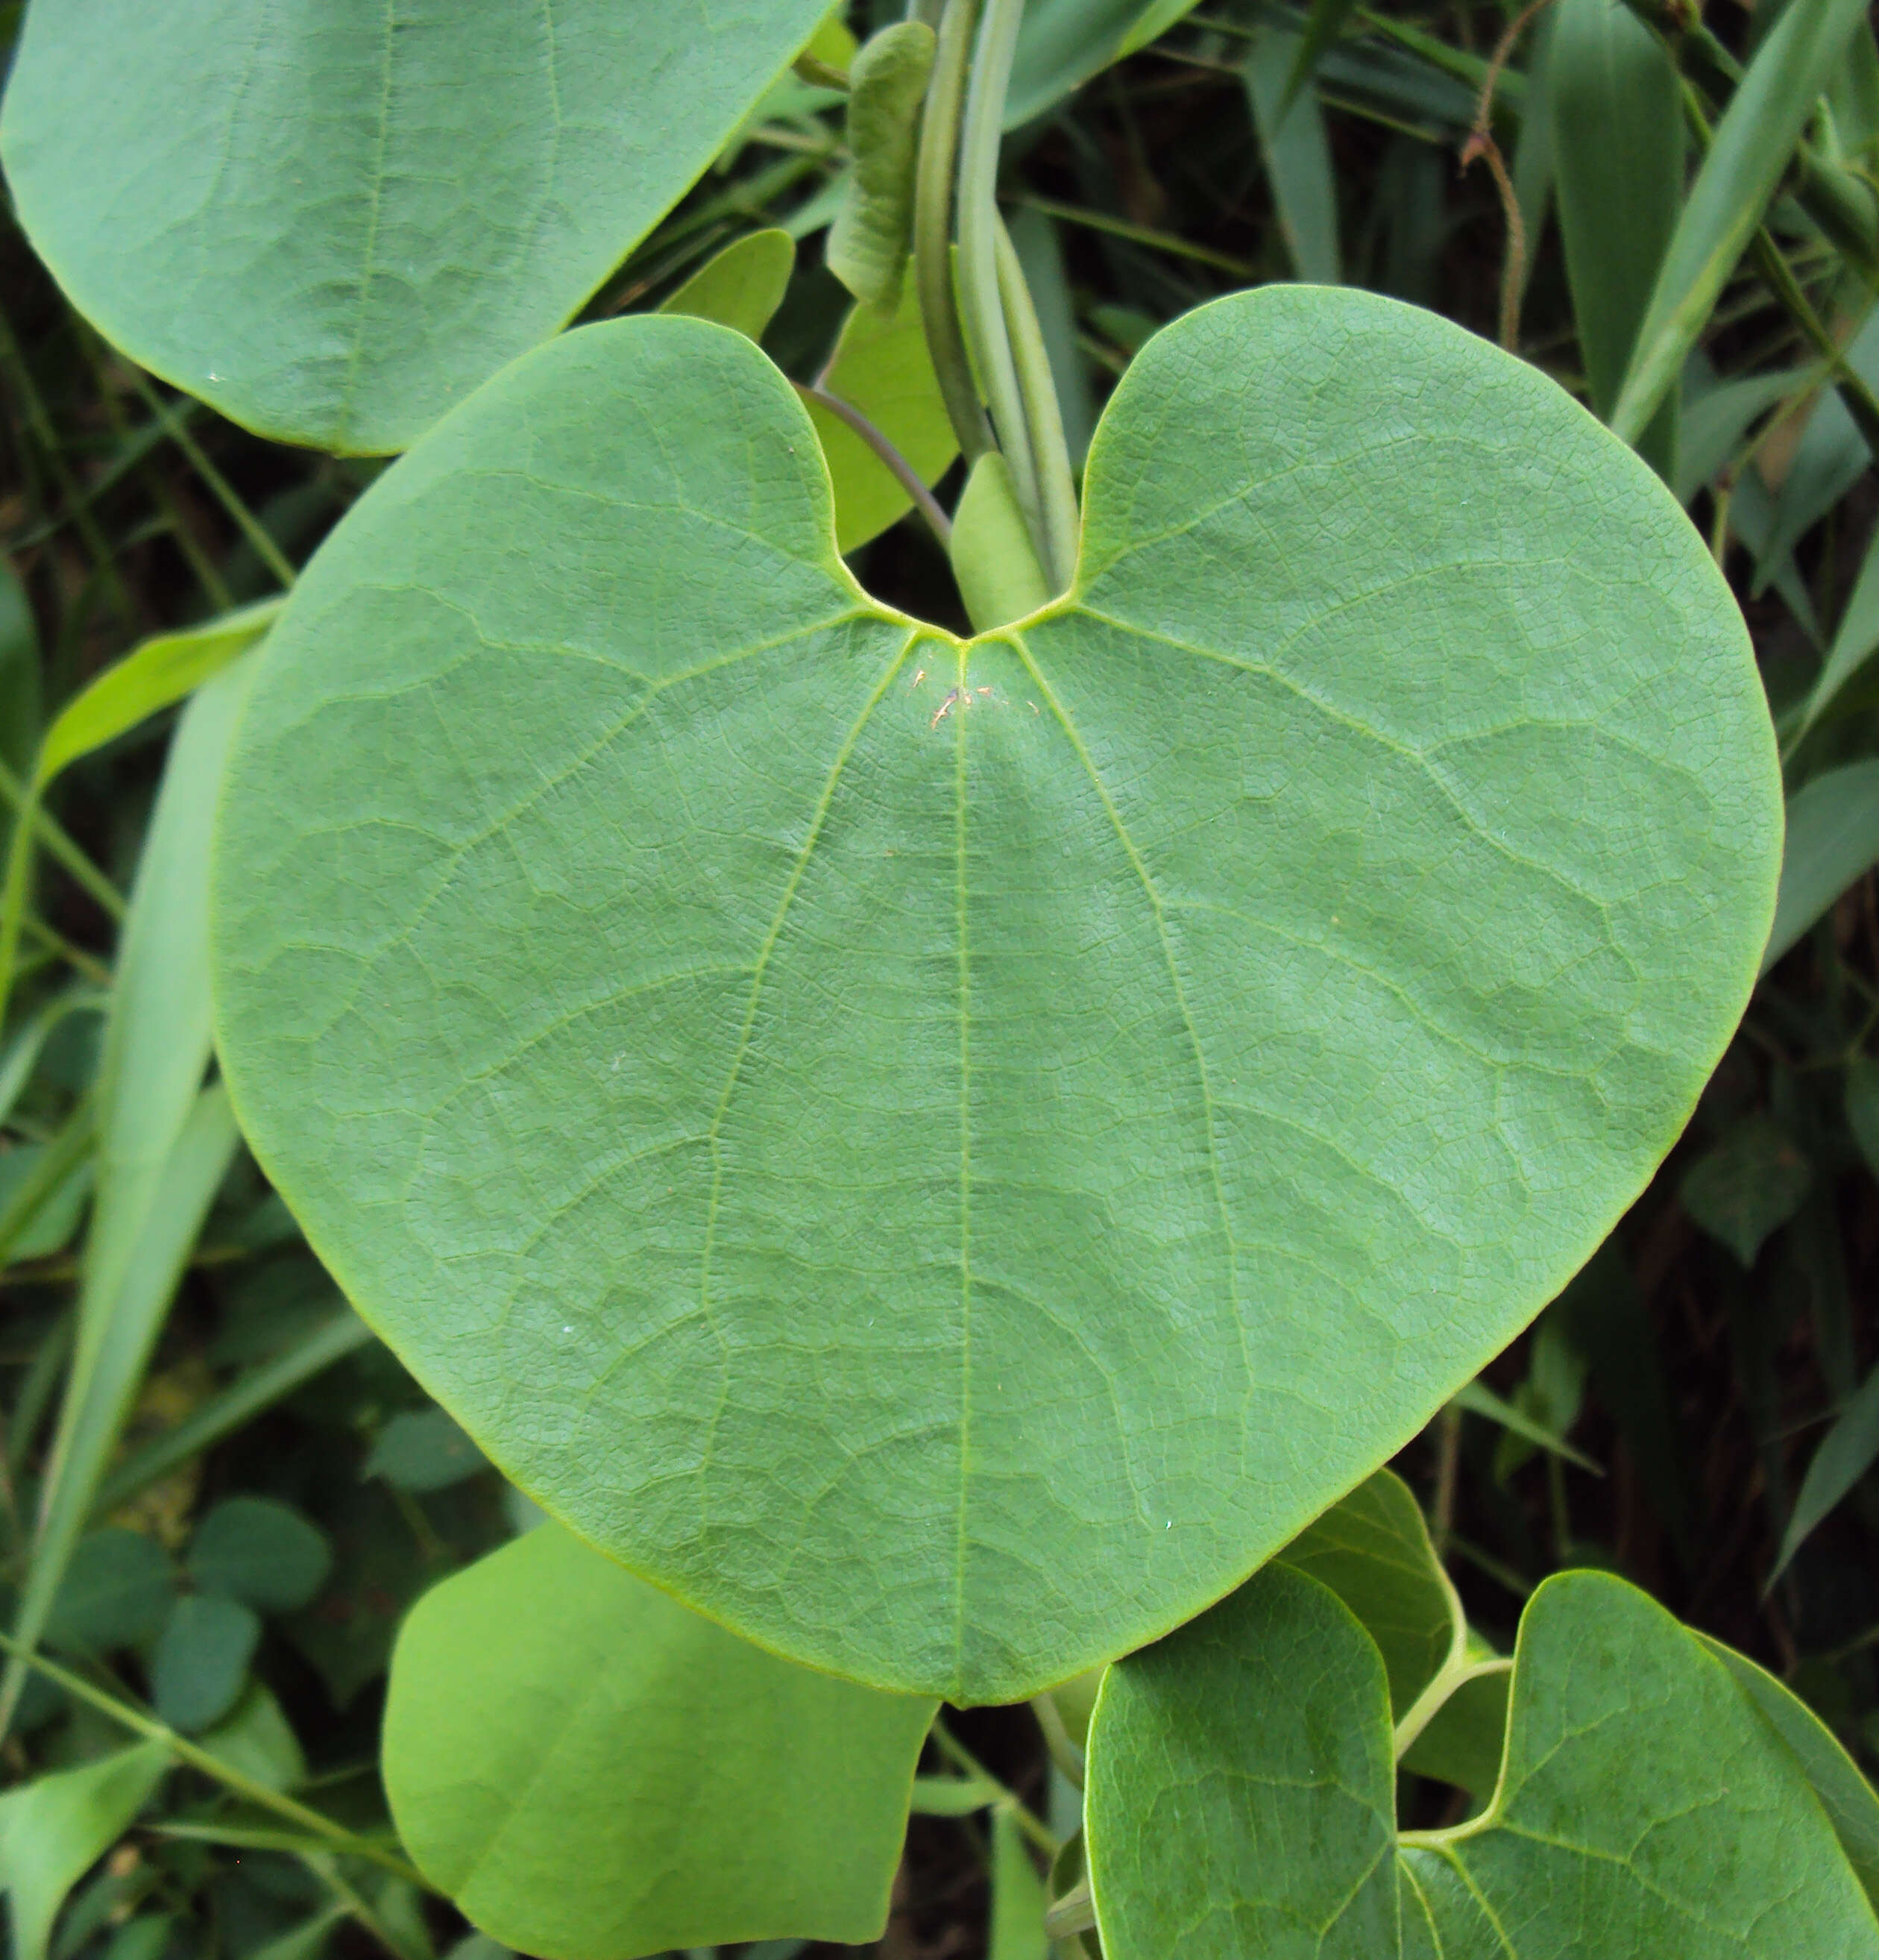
[383,1522,934,1960]
[0,1742,168,1960]
[0,0,832,451]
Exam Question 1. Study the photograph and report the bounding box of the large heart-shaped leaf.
[383,1522,934,1959]
[1085,1566,1879,1957]
[210,286,1778,1701]
[0,0,828,453]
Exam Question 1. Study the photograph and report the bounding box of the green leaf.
[1699,1635,1879,1910]
[658,230,796,345]
[1244,23,1342,284]
[212,289,1780,1703]
[1403,1574,1879,1953]
[0,0,831,453]
[1007,0,1201,127]
[0,1742,168,1960]
[197,1684,309,1795]
[151,1593,261,1734]
[1549,0,1681,475]
[1611,0,1874,445]
[1801,519,1879,737]
[383,1522,934,1959]
[827,22,934,312]
[0,1138,90,1260]
[1763,761,1879,971]
[0,558,41,801]
[1274,1467,1456,1718]
[1770,1360,1879,1583]
[34,601,280,792]
[187,1498,333,1614]
[363,1409,484,1494]
[1755,318,1879,597]
[1085,1568,1879,1959]
[43,1528,174,1654]
[1086,1565,1399,1958]
[1452,1375,1600,1474]
[1681,1115,1812,1266]
[805,283,959,553]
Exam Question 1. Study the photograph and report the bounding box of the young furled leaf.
[212,289,1778,1703]
[827,22,936,312]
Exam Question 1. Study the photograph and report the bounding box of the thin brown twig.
[1459,0,1557,351]
[793,380,954,550]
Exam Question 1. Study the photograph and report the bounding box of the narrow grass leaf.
[1611,0,1873,444]
[0,657,253,1736]
[34,600,279,791]
[1763,760,1879,970]
[1801,519,1879,735]
[1770,1363,1879,1583]
[1756,315,1879,596]
[1549,0,1681,473]
[1244,25,1343,284]
[989,1808,1049,1960]
[1453,1378,1601,1472]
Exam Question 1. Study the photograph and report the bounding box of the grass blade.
[1769,1362,1879,1583]
[1244,22,1343,283]
[0,656,255,1737]
[1760,760,1879,972]
[1550,0,1682,473]
[1611,0,1872,445]
[1798,516,1879,737]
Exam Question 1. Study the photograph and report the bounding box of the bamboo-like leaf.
[1799,520,1879,735]
[1769,1362,1879,1583]
[0,657,252,1736]
[1762,761,1879,971]
[1244,23,1342,285]
[1611,0,1874,445]
[1549,0,1681,474]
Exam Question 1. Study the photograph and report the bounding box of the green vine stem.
[913,0,994,465]
[955,0,1043,543]
[995,216,1079,588]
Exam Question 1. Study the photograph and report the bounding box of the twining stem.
[915,0,995,465]
[956,0,1043,541]
[996,218,1078,588]
[0,1631,435,1891]
[1458,0,1553,351]
[793,380,954,547]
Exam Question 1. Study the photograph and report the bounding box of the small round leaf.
[187,1497,333,1613]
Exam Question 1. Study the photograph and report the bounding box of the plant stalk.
[793,381,954,548]
[915,0,995,465]
[955,0,1043,544]
[995,216,1078,588]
